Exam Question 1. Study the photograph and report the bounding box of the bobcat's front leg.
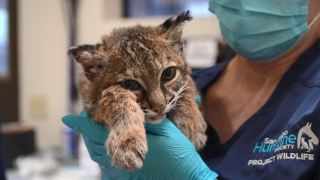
[169,78,207,150]
[93,85,147,171]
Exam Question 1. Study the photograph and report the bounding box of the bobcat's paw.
[107,134,148,171]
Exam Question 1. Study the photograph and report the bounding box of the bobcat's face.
[69,12,192,123]
[106,49,189,123]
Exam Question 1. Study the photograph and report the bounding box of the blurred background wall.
[18,0,69,150]
[78,1,221,44]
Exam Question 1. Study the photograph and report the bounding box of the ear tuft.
[161,10,192,31]
[158,11,192,56]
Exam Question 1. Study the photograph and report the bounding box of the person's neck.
[231,55,296,88]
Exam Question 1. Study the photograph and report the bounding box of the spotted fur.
[68,11,207,170]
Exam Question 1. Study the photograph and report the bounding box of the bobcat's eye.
[161,67,176,81]
[122,80,139,90]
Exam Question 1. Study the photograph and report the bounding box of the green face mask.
[209,0,320,62]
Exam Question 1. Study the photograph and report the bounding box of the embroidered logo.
[297,122,319,152]
[248,122,318,166]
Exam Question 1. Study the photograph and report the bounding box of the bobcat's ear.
[158,11,192,56]
[68,44,104,81]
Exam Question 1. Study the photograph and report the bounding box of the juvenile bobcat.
[68,11,207,171]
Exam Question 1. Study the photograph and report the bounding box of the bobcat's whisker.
[164,79,189,113]
[177,84,187,95]
[167,105,177,112]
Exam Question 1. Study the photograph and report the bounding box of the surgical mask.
[209,0,320,62]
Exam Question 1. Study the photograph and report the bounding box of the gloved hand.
[62,96,218,180]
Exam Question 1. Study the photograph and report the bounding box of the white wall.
[18,0,221,150]
[18,0,69,149]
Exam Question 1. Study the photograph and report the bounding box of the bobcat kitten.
[68,11,207,171]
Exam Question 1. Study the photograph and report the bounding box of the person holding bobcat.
[62,0,320,179]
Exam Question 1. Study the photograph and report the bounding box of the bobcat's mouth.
[146,114,166,124]
[153,113,165,120]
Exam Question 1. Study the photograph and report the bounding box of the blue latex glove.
[62,96,218,180]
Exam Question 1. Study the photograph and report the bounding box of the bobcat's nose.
[152,104,166,114]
